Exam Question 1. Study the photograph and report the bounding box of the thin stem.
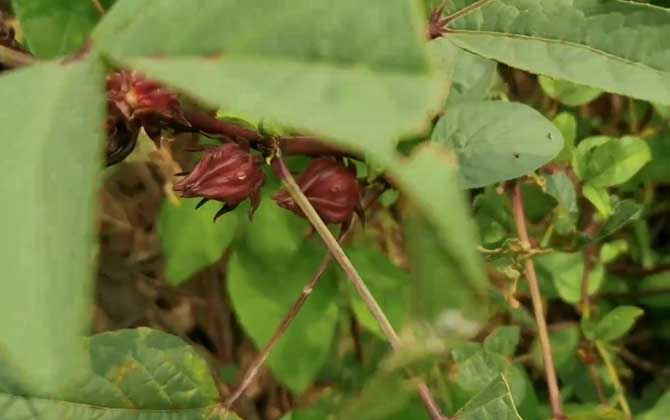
[442,0,493,26]
[274,154,446,420]
[595,341,631,418]
[91,0,106,15]
[0,44,36,67]
[511,182,564,420]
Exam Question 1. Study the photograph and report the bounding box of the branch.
[595,341,631,418]
[223,187,383,408]
[511,182,564,420]
[273,153,446,420]
[0,44,36,68]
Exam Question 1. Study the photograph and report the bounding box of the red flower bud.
[106,70,184,124]
[174,143,265,221]
[273,158,362,225]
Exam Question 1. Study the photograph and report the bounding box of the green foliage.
[535,252,604,304]
[0,328,238,419]
[158,199,238,285]
[538,76,603,107]
[432,101,564,189]
[11,0,103,58]
[455,375,522,420]
[446,0,670,104]
[0,58,105,395]
[227,241,339,393]
[582,306,644,342]
[573,136,651,188]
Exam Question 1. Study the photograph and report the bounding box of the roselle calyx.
[106,70,185,125]
[174,143,265,221]
[273,158,363,225]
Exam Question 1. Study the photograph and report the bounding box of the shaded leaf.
[0,58,105,394]
[158,199,239,286]
[538,76,602,107]
[639,389,670,420]
[227,241,339,393]
[483,326,520,357]
[343,247,411,339]
[597,200,642,240]
[446,0,670,105]
[545,172,579,235]
[432,101,563,189]
[535,252,604,304]
[582,184,613,218]
[552,112,577,162]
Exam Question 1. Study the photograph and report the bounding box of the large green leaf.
[573,136,652,187]
[95,0,445,158]
[227,241,339,393]
[535,252,604,304]
[0,58,105,394]
[446,0,670,105]
[11,0,102,58]
[455,375,522,420]
[397,144,489,328]
[0,328,238,420]
[581,306,644,342]
[432,101,563,189]
[158,198,239,286]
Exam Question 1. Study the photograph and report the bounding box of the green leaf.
[582,306,644,342]
[445,43,497,105]
[11,0,102,58]
[343,247,411,339]
[574,136,651,187]
[432,101,563,189]
[338,373,415,420]
[455,375,522,420]
[483,326,520,357]
[538,76,602,107]
[638,273,670,309]
[397,144,489,329]
[0,58,105,394]
[597,200,642,240]
[567,406,627,420]
[582,184,613,218]
[158,199,239,286]
[98,0,445,158]
[446,0,670,105]
[638,132,670,183]
[0,328,238,419]
[545,172,579,235]
[227,241,339,393]
[552,112,577,162]
[535,252,604,304]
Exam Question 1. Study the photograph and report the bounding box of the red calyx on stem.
[273,158,363,225]
[174,142,265,221]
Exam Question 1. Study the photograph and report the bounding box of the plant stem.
[91,0,105,15]
[596,341,632,418]
[0,44,36,67]
[511,182,564,420]
[273,154,446,420]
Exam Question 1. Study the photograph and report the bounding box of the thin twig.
[224,186,383,408]
[91,0,105,15]
[511,182,564,420]
[0,44,36,67]
[273,154,446,420]
[595,341,631,418]
[442,0,493,26]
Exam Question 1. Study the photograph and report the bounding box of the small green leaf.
[552,112,578,162]
[483,326,520,357]
[582,184,613,219]
[0,57,105,395]
[455,375,523,420]
[574,136,652,187]
[343,247,411,339]
[639,389,670,420]
[567,406,627,420]
[582,306,644,342]
[432,101,563,189]
[597,200,642,240]
[11,0,102,58]
[545,172,579,235]
[158,198,239,286]
[227,241,339,393]
[442,42,497,105]
[535,252,604,304]
[538,76,603,106]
